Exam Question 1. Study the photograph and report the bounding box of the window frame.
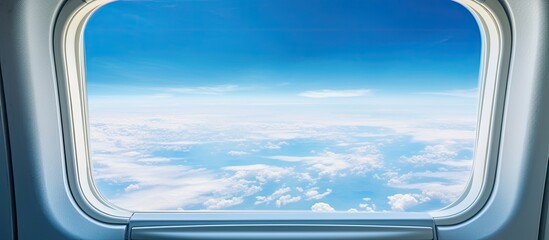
[4,0,549,238]
[430,0,511,225]
[54,0,510,233]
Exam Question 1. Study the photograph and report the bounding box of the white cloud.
[255,187,292,205]
[400,145,458,165]
[268,148,382,177]
[264,141,288,150]
[298,89,371,98]
[87,96,476,212]
[305,188,332,200]
[358,203,372,209]
[90,106,475,149]
[223,164,293,183]
[375,141,473,209]
[92,140,264,211]
[349,118,476,144]
[387,193,430,211]
[227,150,248,156]
[94,159,262,211]
[108,176,233,211]
[311,202,335,212]
[385,170,470,205]
[297,173,316,183]
[276,195,302,207]
[358,197,376,212]
[124,184,140,192]
[203,197,244,210]
[418,88,478,98]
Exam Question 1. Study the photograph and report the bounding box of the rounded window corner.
[429,0,512,226]
[54,0,132,224]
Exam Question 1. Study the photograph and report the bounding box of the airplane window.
[83,0,481,212]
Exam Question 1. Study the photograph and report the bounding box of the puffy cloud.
[311,202,335,212]
[386,170,470,205]
[298,89,371,98]
[204,197,244,210]
[268,145,382,177]
[400,145,458,165]
[255,187,292,205]
[297,173,316,183]
[223,164,293,183]
[124,184,140,192]
[305,188,332,200]
[347,208,359,213]
[358,197,376,212]
[387,193,430,211]
[255,187,301,207]
[276,195,302,207]
[384,141,473,209]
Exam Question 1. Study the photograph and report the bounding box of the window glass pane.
[84,0,481,212]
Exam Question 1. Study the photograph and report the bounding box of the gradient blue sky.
[84,0,481,212]
[85,0,480,95]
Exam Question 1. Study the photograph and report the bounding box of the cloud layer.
[298,89,371,98]
[89,89,476,212]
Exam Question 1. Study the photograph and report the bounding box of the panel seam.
[0,54,18,240]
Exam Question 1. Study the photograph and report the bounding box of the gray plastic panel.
[129,212,435,240]
[437,0,549,238]
[131,224,433,240]
[0,0,127,238]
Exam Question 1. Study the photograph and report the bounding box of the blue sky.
[85,0,481,212]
